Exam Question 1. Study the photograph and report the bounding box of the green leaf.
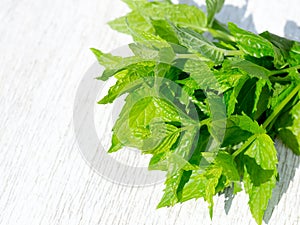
[259,31,300,68]
[222,114,265,147]
[270,82,295,111]
[235,77,270,119]
[172,127,198,160]
[91,48,123,80]
[122,0,147,9]
[276,101,300,155]
[243,157,277,225]
[288,42,300,66]
[129,43,159,59]
[225,74,249,116]
[172,26,225,63]
[91,48,153,81]
[149,151,198,172]
[157,169,196,209]
[213,61,244,92]
[232,60,270,80]
[260,31,293,58]
[110,2,207,37]
[151,19,180,44]
[206,0,225,27]
[178,151,239,217]
[129,41,176,64]
[154,63,172,78]
[129,30,170,44]
[156,128,209,208]
[252,79,268,114]
[140,3,207,32]
[244,134,278,170]
[259,31,293,65]
[188,127,212,166]
[98,62,155,104]
[108,134,123,153]
[182,59,221,90]
[214,151,240,182]
[142,122,180,154]
[180,166,222,217]
[230,60,272,117]
[228,23,274,58]
[108,11,154,35]
[109,86,195,152]
[206,92,227,143]
[157,170,186,208]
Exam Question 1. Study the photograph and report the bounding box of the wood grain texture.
[0,0,299,225]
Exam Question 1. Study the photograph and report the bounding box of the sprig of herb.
[92,0,300,224]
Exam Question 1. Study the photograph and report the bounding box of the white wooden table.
[0,0,299,224]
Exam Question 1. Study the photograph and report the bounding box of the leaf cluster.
[92,0,300,224]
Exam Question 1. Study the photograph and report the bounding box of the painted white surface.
[0,0,299,225]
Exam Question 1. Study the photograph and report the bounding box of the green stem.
[224,50,243,56]
[176,50,242,60]
[185,25,236,43]
[263,83,300,130]
[232,134,258,158]
[175,53,210,61]
[268,65,300,76]
[200,118,211,127]
[269,76,292,83]
[207,28,236,43]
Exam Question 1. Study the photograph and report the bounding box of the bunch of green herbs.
[91,0,300,224]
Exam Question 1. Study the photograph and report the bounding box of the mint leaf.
[182,59,220,90]
[244,157,277,225]
[109,2,207,36]
[213,60,244,92]
[225,74,249,115]
[122,0,147,9]
[206,0,225,27]
[228,23,274,58]
[109,86,196,152]
[140,3,207,32]
[235,77,270,119]
[288,42,300,66]
[276,101,300,155]
[109,11,154,35]
[232,60,270,79]
[214,151,240,182]
[98,62,155,103]
[151,19,180,44]
[222,114,265,147]
[244,134,278,170]
[180,151,239,217]
[157,170,186,208]
[259,31,300,67]
[180,166,222,217]
[91,48,151,81]
[172,25,225,63]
